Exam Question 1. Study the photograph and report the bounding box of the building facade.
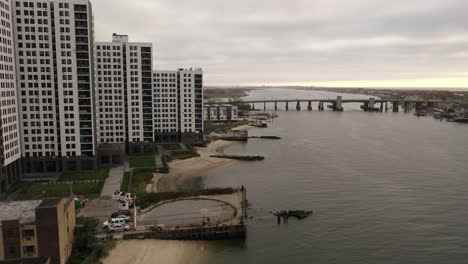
[13,0,97,175]
[94,33,153,145]
[0,0,21,193]
[153,68,204,144]
[0,198,75,264]
[204,104,239,122]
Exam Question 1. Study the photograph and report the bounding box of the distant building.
[204,104,240,122]
[153,68,204,144]
[0,0,22,192]
[0,198,75,264]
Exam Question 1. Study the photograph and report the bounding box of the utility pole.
[134,194,137,230]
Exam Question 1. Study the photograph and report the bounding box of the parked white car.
[112,191,123,200]
[106,223,130,233]
[112,191,135,202]
[102,218,126,229]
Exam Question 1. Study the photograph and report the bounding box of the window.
[22,229,35,240]
[23,246,35,256]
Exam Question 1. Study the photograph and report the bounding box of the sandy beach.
[147,124,252,193]
[102,240,209,264]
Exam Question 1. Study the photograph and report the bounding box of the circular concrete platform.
[140,199,236,227]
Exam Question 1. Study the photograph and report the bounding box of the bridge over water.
[241,97,444,112]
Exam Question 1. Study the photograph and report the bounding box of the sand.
[102,240,208,264]
[147,124,252,193]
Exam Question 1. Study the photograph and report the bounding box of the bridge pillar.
[385,102,388,112]
[285,101,289,111]
[393,102,399,112]
[318,101,324,111]
[296,101,301,111]
[251,103,256,111]
[361,102,368,111]
[404,102,410,112]
[415,102,423,111]
[368,98,375,111]
[380,102,384,112]
[274,101,277,110]
[334,96,343,111]
[307,101,312,111]
[264,102,266,111]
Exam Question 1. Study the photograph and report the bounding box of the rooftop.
[0,200,43,225]
[37,198,61,209]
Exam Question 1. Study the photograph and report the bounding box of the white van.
[102,218,126,229]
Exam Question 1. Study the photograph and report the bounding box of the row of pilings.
[253,100,329,111]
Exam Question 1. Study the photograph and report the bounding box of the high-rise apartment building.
[13,0,96,174]
[0,0,21,192]
[153,68,204,143]
[95,33,153,145]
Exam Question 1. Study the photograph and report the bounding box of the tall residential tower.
[95,33,153,145]
[153,68,204,143]
[0,0,21,192]
[13,0,96,174]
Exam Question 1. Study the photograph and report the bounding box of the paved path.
[101,165,125,197]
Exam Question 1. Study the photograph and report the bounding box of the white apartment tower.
[13,0,96,173]
[95,33,153,144]
[153,68,204,143]
[0,0,21,192]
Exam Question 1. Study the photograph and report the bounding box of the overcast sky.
[93,0,468,88]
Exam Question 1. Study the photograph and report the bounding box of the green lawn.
[166,146,200,162]
[120,172,131,193]
[121,170,153,193]
[129,155,155,168]
[59,168,110,181]
[0,181,32,201]
[162,144,181,150]
[18,183,103,200]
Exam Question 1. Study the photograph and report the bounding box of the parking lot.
[77,197,121,223]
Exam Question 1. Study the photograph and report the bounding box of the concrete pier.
[307,101,312,111]
[404,102,411,112]
[393,102,399,112]
[415,102,423,111]
[264,102,266,111]
[380,102,384,112]
[334,96,343,111]
[285,101,289,111]
[251,103,255,110]
[318,101,324,111]
[296,101,301,111]
[369,98,375,110]
[274,101,278,110]
[385,102,388,112]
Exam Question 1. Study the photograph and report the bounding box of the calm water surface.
[190,88,468,263]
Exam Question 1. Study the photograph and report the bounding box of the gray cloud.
[92,0,468,85]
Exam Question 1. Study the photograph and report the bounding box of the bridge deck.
[241,99,443,103]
